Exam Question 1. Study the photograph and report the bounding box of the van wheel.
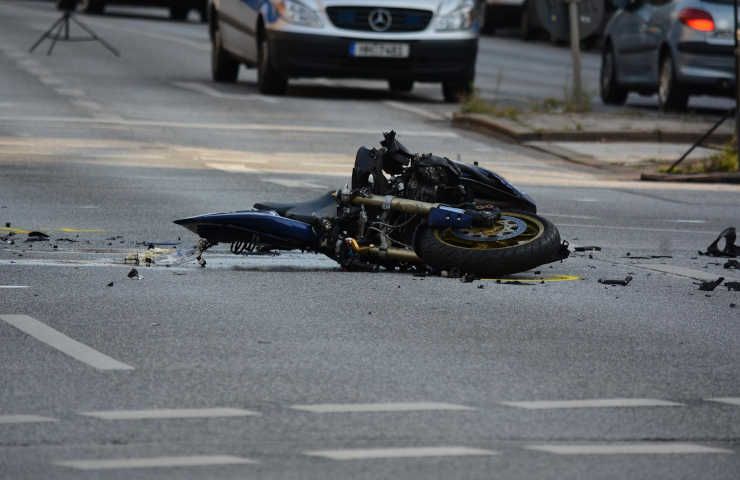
[442,79,473,103]
[211,21,239,83]
[389,79,414,93]
[257,36,288,95]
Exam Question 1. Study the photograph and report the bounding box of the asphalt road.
[1,2,739,479]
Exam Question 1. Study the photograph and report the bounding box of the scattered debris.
[151,322,159,327]
[461,273,478,283]
[574,246,601,252]
[699,227,738,257]
[25,231,50,242]
[725,282,740,292]
[55,237,78,243]
[477,284,485,289]
[621,255,673,259]
[598,276,633,286]
[4,222,10,228]
[696,277,724,292]
[495,280,533,286]
[127,268,141,279]
[731,303,737,308]
[724,259,739,270]
[106,282,114,287]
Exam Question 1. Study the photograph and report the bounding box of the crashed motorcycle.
[174,132,568,276]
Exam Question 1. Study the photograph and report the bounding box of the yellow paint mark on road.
[0,227,31,234]
[483,274,581,283]
[57,227,105,233]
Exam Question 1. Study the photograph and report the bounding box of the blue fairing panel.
[174,210,316,246]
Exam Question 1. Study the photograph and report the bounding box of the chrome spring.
[230,239,256,255]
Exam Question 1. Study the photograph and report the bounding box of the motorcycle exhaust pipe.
[350,194,437,215]
[345,238,421,263]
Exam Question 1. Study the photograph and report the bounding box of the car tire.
[658,53,688,112]
[78,0,105,14]
[442,79,473,103]
[520,2,533,41]
[257,36,288,95]
[170,4,189,21]
[600,45,628,106]
[388,79,414,93]
[211,21,239,83]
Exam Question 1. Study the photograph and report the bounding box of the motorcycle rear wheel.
[415,211,563,276]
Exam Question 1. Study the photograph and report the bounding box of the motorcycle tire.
[415,211,563,276]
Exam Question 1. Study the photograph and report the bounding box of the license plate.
[350,42,410,58]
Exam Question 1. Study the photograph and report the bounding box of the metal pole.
[567,0,582,105]
[734,0,739,158]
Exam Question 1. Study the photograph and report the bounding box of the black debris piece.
[724,259,740,270]
[625,252,631,256]
[461,273,478,283]
[696,277,724,291]
[731,303,737,308]
[598,276,633,286]
[106,282,114,287]
[534,270,541,275]
[574,246,602,252]
[106,236,123,241]
[496,280,534,286]
[699,227,739,257]
[127,268,139,279]
[55,238,78,243]
[477,284,485,289]
[25,231,50,242]
[622,255,674,259]
[725,282,740,292]
[4,222,10,228]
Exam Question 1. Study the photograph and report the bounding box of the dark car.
[601,0,735,111]
[59,0,207,21]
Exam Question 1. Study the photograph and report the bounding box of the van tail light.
[678,8,715,32]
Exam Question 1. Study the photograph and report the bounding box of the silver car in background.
[601,0,735,111]
[209,0,482,102]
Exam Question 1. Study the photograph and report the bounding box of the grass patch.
[461,93,520,121]
[659,140,738,174]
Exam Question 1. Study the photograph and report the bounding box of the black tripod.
[29,10,119,56]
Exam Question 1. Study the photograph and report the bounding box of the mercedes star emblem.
[368,8,392,32]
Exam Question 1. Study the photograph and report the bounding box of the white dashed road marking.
[706,397,740,406]
[0,314,134,371]
[0,285,30,289]
[381,100,445,121]
[525,443,733,455]
[56,455,256,470]
[173,81,279,103]
[500,398,684,409]
[261,178,328,189]
[304,446,497,460]
[0,414,57,424]
[292,402,475,413]
[79,408,260,420]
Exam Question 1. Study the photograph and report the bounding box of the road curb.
[451,112,734,143]
[640,172,740,183]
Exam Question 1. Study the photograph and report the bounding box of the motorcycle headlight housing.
[272,0,323,28]
[435,0,478,31]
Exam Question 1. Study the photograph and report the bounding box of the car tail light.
[678,8,715,32]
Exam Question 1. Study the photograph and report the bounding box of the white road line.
[56,455,256,470]
[706,397,740,407]
[173,81,279,103]
[0,414,57,424]
[667,219,706,224]
[291,402,475,413]
[304,446,497,460]
[558,223,714,235]
[54,88,85,98]
[0,285,30,289]
[0,116,459,138]
[79,408,259,420]
[37,76,64,86]
[381,101,445,121]
[204,162,258,173]
[0,314,134,371]
[500,399,684,409]
[525,443,733,455]
[261,178,328,189]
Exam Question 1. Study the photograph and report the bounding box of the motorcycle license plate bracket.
[427,206,473,229]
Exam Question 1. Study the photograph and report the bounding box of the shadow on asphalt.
[233,82,445,104]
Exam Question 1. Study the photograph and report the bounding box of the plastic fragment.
[725,282,740,292]
[697,277,724,292]
[598,276,633,286]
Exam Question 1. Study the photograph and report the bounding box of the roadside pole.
[566,0,582,106]
[735,0,739,155]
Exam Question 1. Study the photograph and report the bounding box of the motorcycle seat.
[254,192,336,225]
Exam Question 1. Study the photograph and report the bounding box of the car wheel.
[658,53,688,112]
[520,2,533,41]
[388,79,414,93]
[170,4,189,21]
[600,46,628,105]
[442,80,473,103]
[257,36,288,95]
[79,0,105,14]
[211,21,239,83]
